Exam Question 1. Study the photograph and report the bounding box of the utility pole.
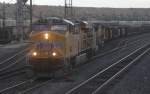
[30,0,33,33]
[2,2,6,29]
[16,0,28,42]
[16,0,24,41]
[64,0,73,19]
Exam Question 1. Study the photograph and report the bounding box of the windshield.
[31,23,68,35]
[51,25,68,31]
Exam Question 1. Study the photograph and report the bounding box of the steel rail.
[0,78,51,94]
[0,55,26,72]
[65,43,150,94]
[93,47,150,94]
[0,48,28,65]
[0,78,36,94]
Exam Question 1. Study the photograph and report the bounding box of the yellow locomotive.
[27,17,97,74]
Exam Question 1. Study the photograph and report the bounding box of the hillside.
[0,3,150,21]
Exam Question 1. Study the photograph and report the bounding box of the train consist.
[27,17,150,74]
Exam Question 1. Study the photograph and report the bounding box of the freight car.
[92,21,150,44]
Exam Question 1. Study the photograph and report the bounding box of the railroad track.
[0,77,51,94]
[18,35,150,94]
[120,33,150,47]
[0,35,149,94]
[0,47,50,94]
[0,43,124,94]
[0,48,29,78]
[66,43,150,94]
[89,35,149,64]
[94,33,150,59]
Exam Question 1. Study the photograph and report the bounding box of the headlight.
[52,52,57,57]
[32,52,37,56]
[44,33,49,40]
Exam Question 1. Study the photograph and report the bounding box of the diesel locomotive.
[27,17,97,74]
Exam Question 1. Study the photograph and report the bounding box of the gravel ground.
[0,57,30,91]
[105,50,150,94]
[0,34,147,94]
[26,33,150,94]
[0,43,27,63]
[0,43,28,91]
[0,72,28,90]
[0,33,149,94]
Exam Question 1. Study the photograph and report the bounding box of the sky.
[0,0,150,8]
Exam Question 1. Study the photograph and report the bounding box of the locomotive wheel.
[25,56,37,78]
[86,49,95,58]
[70,57,76,68]
[62,59,73,76]
[25,68,36,78]
[52,59,75,79]
[86,51,92,58]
